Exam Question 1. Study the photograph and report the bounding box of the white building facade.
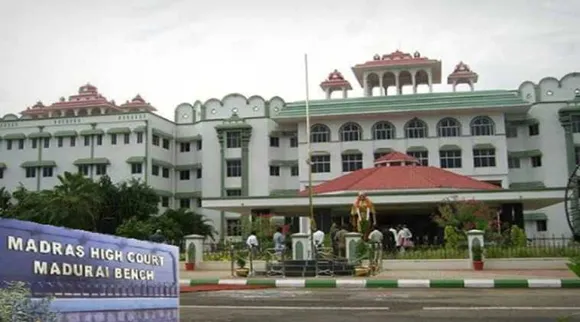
[1,51,579,240]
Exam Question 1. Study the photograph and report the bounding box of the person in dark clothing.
[149,229,166,243]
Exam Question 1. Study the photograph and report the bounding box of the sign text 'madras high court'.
[7,235,165,281]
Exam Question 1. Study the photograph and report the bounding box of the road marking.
[424,307,580,311]
[180,305,389,311]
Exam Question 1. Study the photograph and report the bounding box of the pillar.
[345,232,362,263]
[299,216,311,234]
[342,87,347,98]
[291,233,311,260]
[467,229,484,266]
[411,72,417,94]
[325,88,331,99]
[363,73,369,97]
[378,76,384,96]
[184,234,205,265]
[427,71,433,93]
[395,72,401,95]
[241,129,252,196]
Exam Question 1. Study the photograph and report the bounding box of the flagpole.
[304,53,317,264]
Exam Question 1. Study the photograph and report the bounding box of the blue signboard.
[0,218,179,321]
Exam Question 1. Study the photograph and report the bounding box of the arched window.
[405,118,428,138]
[310,124,331,143]
[372,121,395,140]
[340,122,362,142]
[470,116,495,136]
[437,118,461,137]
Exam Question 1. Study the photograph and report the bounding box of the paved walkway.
[179,269,576,280]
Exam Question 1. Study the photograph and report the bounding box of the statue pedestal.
[467,229,485,268]
[345,232,362,263]
[184,234,204,264]
[291,233,311,260]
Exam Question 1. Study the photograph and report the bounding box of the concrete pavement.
[180,288,580,321]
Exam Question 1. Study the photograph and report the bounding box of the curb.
[182,278,580,289]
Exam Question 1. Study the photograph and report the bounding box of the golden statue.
[350,192,376,234]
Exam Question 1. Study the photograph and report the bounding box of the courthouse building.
[0,50,578,240]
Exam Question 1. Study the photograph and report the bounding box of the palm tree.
[164,208,217,241]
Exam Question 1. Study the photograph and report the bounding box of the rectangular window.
[43,138,50,148]
[531,155,542,168]
[196,198,202,208]
[341,154,363,172]
[226,219,242,236]
[196,168,202,179]
[42,167,53,177]
[96,135,103,146]
[536,220,547,232]
[84,136,90,146]
[6,140,12,150]
[70,137,76,147]
[152,165,159,176]
[110,134,117,145]
[124,133,130,144]
[226,189,242,197]
[31,139,37,149]
[180,142,190,152]
[152,135,160,146]
[18,139,24,149]
[576,147,580,165]
[508,157,521,169]
[131,163,143,174]
[78,165,90,176]
[439,150,462,168]
[291,166,299,176]
[269,166,280,176]
[196,140,202,150]
[226,160,242,177]
[95,164,107,175]
[162,167,169,178]
[25,167,36,178]
[506,125,518,138]
[137,132,143,143]
[179,170,190,180]
[311,155,331,173]
[179,198,191,209]
[161,196,169,207]
[528,123,540,136]
[473,149,496,168]
[226,132,241,148]
[0,168,3,179]
[407,151,429,166]
[269,136,279,147]
[290,136,298,148]
[57,137,63,147]
[162,138,170,150]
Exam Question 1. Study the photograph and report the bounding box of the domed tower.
[447,61,478,92]
[351,50,442,97]
[320,69,352,99]
[119,94,157,112]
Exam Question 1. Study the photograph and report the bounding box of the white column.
[363,73,369,97]
[342,87,347,98]
[427,71,433,93]
[378,74,384,96]
[299,216,311,234]
[469,80,474,91]
[325,88,331,99]
[184,234,205,265]
[452,81,457,92]
[395,72,401,95]
[291,233,312,260]
[467,229,485,268]
[411,72,417,94]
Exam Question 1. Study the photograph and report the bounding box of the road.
[180,288,580,321]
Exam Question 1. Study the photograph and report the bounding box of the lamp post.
[304,54,317,271]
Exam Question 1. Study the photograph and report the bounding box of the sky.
[0,0,578,119]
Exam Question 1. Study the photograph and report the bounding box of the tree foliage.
[1,172,214,245]
[433,197,498,232]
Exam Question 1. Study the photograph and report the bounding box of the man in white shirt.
[246,231,259,258]
[368,226,384,244]
[312,229,325,257]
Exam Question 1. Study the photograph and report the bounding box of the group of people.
[243,223,415,260]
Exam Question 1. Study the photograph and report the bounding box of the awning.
[508,149,542,158]
[439,144,461,151]
[107,127,132,134]
[175,135,202,142]
[79,129,105,136]
[269,160,298,167]
[342,149,362,155]
[20,160,57,168]
[133,126,147,133]
[53,130,78,137]
[126,156,146,164]
[311,151,330,156]
[473,143,496,150]
[3,133,26,140]
[152,158,174,169]
[175,163,201,171]
[524,212,547,221]
[152,128,174,139]
[406,146,428,152]
[28,132,51,139]
[374,148,393,154]
[509,181,546,189]
[73,158,110,166]
[155,189,174,197]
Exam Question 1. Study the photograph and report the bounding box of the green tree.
[164,208,217,241]
[0,187,11,216]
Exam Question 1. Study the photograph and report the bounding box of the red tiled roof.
[375,151,419,164]
[301,151,501,195]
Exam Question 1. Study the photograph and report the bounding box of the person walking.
[273,226,286,258]
[335,225,348,258]
[330,222,339,257]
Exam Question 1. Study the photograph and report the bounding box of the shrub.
[0,282,57,321]
[566,256,580,278]
[510,226,527,247]
[443,225,463,249]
